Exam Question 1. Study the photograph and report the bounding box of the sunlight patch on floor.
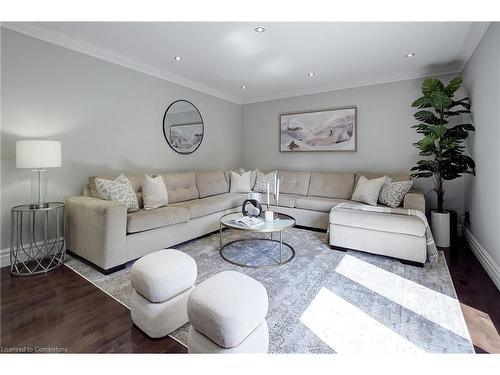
[460,302,500,353]
[335,255,470,340]
[300,287,425,353]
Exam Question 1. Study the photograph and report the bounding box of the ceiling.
[2,22,490,104]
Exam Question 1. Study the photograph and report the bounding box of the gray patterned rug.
[65,227,474,353]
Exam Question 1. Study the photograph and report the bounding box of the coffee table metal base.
[219,230,295,268]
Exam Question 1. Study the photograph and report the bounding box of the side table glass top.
[220,212,296,232]
[12,202,64,212]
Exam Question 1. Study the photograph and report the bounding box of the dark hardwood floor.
[1,237,498,353]
[0,265,186,353]
[444,240,500,353]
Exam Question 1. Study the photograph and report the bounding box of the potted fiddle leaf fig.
[410,76,475,247]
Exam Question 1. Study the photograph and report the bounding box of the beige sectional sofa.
[65,169,426,273]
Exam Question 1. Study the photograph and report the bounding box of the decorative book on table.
[228,216,263,228]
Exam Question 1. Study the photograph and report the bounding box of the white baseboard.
[464,227,500,291]
[0,247,10,268]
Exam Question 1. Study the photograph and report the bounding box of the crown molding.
[2,22,488,106]
[456,22,491,71]
[241,70,461,104]
[1,22,242,105]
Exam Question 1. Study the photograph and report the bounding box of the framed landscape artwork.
[280,106,357,152]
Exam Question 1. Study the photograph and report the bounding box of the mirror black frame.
[162,99,204,155]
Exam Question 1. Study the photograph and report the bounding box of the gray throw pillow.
[379,179,413,208]
[95,173,139,212]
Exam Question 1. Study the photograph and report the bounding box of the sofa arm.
[403,190,426,213]
[65,196,127,271]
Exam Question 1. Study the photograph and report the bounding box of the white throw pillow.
[351,175,389,206]
[253,170,278,193]
[95,173,139,212]
[378,178,413,208]
[230,170,251,193]
[142,174,169,210]
[239,168,258,190]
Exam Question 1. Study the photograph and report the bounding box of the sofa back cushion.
[354,171,410,188]
[196,170,229,198]
[308,172,355,199]
[278,170,311,196]
[162,172,199,203]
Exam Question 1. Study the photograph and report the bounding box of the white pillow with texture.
[95,173,139,212]
[351,175,389,206]
[142,174,168,210]
[253,170,278,193]
[230,170,251,193]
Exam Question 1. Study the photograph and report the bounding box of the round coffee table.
[219,212,296,268]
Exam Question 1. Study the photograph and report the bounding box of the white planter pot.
[431,210,450,248]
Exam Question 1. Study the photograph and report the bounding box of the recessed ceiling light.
[308,72,316,77]
[241,86,247,90]
[174,56,183,61]
[405,53,416,58]
[254,26,266,33]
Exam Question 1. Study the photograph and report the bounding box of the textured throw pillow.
[351,175,389,206]
[142,174,169,210]
[378,179,413,208]
[95,173,139,212]
[253,170,278,193]
[230,170,251,193]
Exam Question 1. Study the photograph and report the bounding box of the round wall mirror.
[162,100,204,154]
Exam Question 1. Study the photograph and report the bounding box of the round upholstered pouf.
[131,249,197,303]
[130,249,197,338]
[187,271,269,352]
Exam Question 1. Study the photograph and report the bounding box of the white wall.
[242,75,466,215]
[0,29,242,249]
[462,23,500,268]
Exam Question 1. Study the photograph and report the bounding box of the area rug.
[65,227,474,353]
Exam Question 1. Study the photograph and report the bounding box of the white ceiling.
[3,22,490,104]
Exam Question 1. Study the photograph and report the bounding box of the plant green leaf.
[429,91,453,109]
[414,110,447,125]
[412,96,431,108]
[448,97,471,110]
[422,78,444,97]
[444,77,463,95]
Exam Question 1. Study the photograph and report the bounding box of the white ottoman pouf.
[130,249,197,338]
[187,271,269,353]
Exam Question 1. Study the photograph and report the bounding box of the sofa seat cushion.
[131,249,197,303]
[268,193,302,208]
[330,208,426,237]
[127,206,190,233]
[171,194,233,219]
[295,196,350,212]
[226,193,248,208]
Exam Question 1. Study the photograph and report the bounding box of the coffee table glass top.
[220,212,296,232]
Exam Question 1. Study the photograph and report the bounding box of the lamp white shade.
[16,140,62,169]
